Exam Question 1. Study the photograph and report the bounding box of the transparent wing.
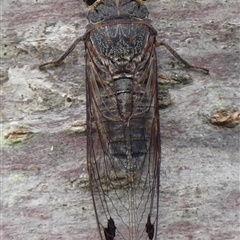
[85,24,161,240]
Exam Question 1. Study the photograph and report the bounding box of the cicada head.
[83,0,149,22]
[83,0,146,8]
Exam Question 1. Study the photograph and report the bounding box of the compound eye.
[83,0,98,6]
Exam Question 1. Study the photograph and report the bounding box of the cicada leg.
[156,40,209,74]
[39,35,85,70]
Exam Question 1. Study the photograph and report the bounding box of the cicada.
[39,1,208,239]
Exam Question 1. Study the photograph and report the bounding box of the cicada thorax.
[85,19,160,240]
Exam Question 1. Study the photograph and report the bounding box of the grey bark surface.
[1,0,239,239]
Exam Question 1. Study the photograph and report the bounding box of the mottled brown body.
[80,2,161,239]
[85,21,160,240]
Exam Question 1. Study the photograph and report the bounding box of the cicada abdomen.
[84,1,160,239]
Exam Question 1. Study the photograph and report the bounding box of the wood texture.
[1,0,239,239]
